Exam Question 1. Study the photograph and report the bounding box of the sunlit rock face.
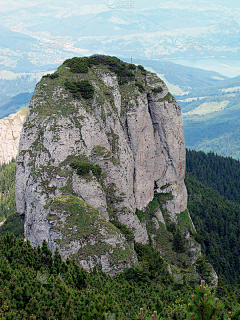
[0,108,27,164]
[15,55,188,275]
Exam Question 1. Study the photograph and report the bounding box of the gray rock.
[155,208,166,228]
[72,172,109,221]
[0,108,27,164]
[15,58,192,275]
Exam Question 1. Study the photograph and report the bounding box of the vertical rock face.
[15,55,190,275]
[0,108,27,164]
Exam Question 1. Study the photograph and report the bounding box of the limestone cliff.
[15,55,198,276]
[0,108,27,164]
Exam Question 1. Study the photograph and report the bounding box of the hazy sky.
[1,0,240,12]
[1,0,240,77]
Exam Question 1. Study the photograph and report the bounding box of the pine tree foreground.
[188,280,225,320]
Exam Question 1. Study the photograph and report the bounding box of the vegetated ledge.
[47,195,137,274]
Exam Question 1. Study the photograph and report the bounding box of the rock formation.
[0,108,27,164]
[15,56,201,277]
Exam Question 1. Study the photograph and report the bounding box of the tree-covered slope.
[0,158,16,222]
[185,149,240,286]
[2,147,240,289]
[0,233,186,320]
[1,149,240,317]
[0,212,24,238]
[186,149,240,204]
[185,173,240,286]
[2,151,240,287]
[1,233,238,320]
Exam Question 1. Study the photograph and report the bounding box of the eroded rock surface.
[0,108,27,164]
[16,56,192,275]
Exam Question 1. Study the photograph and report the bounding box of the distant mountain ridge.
[0,92,32,119]
[1,0,240,74]
[1,58,240,166]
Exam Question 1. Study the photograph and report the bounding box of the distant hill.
[134,59,228,92]
[0,92,32,119]
[133,60,240,160]
[179,83,240,160]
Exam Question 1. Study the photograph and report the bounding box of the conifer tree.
[53,247,63,274]
[187,280,224,320]
[173,229,186,253]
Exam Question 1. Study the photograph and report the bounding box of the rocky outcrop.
[15,55,192,275]
[0,108,27,164]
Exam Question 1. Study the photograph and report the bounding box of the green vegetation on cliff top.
[25,55,166,125]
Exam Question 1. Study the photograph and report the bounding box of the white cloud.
[108,16,128,25]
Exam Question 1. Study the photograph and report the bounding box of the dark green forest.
[1,150,240,318]
[185,174,240,286]
[0,158,16,222]
[186,149,240,204]
[1,233,240,319]
[185,149,240,286]
[0,212,24,238]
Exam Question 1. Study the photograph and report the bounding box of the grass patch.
[135,209,146,223]
[158,92,175,102]
[49,195,100,246]
[160,183,171,190]
[63,57,89,73]
[106,129,119,153]
[103,183,124,219]
[92,145,112,158]
[110,220,134,242]
[178,209,195,234]
[64,79,94,99]
[49,195,135,266]
[134,195,192,269]
[110,156,120,165]
[152,86,163,93]
[155,192,174,203]
[135,80,145,93]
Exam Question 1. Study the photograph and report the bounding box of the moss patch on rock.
[48,195,136,267]
[110,220,134,242]
[92,145,112,158]
[158,92,175,103]
[70,160,102,180]
[103,183,124,219]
